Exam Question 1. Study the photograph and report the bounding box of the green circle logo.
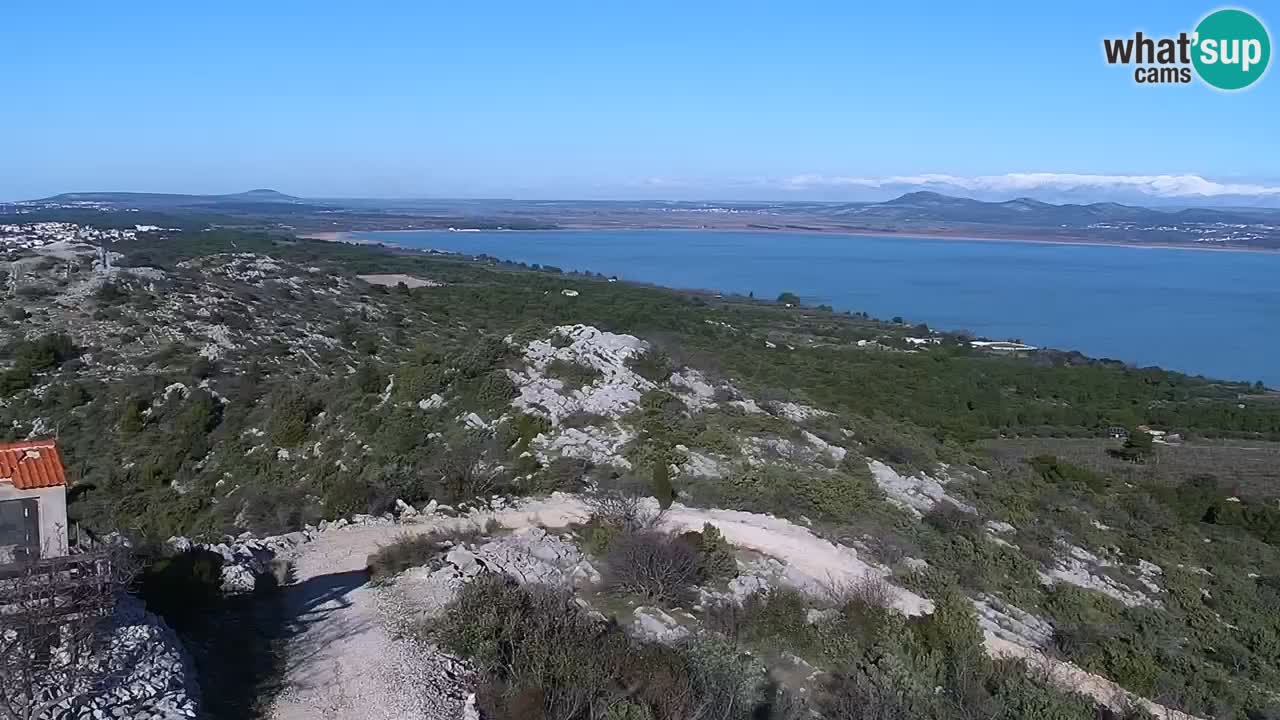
[1193,8,1271,90]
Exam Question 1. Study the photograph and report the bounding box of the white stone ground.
[356,274,442,289]
[267,519,475,720]
[267,495,1203,720]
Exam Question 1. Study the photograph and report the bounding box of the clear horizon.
[16,184,1280,211]
[3,1,1277,203]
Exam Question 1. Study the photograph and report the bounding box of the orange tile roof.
[0,439,67,490]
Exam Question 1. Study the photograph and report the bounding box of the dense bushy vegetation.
[0,332,78,395]
[683,463,885,524]
[434,574,774,720]
[436,572,1136,720]
[955,452,1280,717]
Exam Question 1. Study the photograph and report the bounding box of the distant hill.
[36,189,305,207]
[813,191,1279,228]
[219,189,302,203]
[15,189,1280,248]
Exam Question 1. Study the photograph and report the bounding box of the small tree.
[433,430,496,503]
[694,523,737,581]
[776,292,801,306]
[1109,428,1155,463]
[652,462,674,510]
[117,397,145,435]
[267,385,319,447]
[605,532,700,604]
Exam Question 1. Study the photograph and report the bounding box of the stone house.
[0,439,69,563]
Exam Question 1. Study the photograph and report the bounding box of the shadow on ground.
[144,563,370,720]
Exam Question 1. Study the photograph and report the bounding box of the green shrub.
[436,574,631,716]
[435,574,767,720]
[922,504,983,536]
[809,587,1108,720]
[636,390,689,437]
[691,422,737,455]
[652,461,674,509]
[561,410,610,429]
[1028,454,1108,493]
[545,358,601,390]
[508,412,551,451]
[916,524,1043,607]
[580,519,622,557]
[528,456,592,495]
[1108,429,1155,463]
[910,588,987,666]
[366,532,444,583]
[268,385,319,447]
[350,361,385,395]
[736,587,815,650]
[693,523,738,581]
[1042,584,1122,629]
[0,367,35,396]
[0,332,80,396]
[846,416,941,473]
[626,349,673,383]
[715,582,902,669]
[12,332,78,371]
[234,483,324,535]
[474,369,516,411]
[323,474,388,518]
[453,335,512,379]
[394,361,446,402]
[690,464,880,524]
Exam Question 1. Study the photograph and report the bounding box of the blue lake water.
[354,230,1280,387]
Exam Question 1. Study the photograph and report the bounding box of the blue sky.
[1,0,1276,201]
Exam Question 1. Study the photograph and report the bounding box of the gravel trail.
[266,494,1201,720]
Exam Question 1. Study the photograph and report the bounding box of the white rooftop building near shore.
[970,340,1038,352]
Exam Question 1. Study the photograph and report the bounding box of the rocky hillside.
[1,227,1278,719]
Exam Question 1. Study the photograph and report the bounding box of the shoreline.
[302,227,1278,389]
[302,227,1280,255]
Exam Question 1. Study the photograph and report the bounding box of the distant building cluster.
[3,199,122,213]
[0,222,157,251]
[662,206,769,215]
[1085,220,1274,244]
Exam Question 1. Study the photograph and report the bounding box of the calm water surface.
[355,229,1280,386]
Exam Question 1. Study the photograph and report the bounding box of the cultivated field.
[982,437,1280,499]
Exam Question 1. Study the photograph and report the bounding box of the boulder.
[631,606,691,643]
[445,548,483,577]
[220,563,258,595]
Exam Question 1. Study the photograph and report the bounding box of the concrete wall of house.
[0,483,69,558]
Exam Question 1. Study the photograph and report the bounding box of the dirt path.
[267,522,474,720]
[267,495,1201,720]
